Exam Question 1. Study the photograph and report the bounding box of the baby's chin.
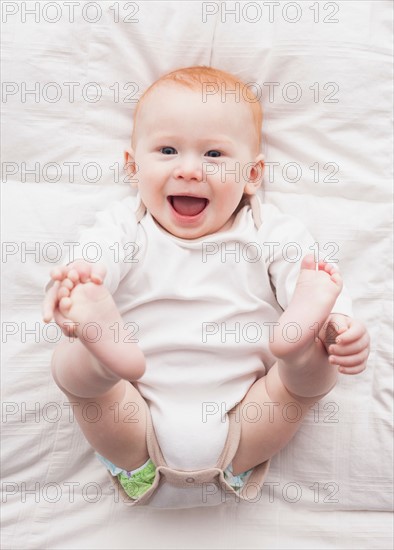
[156,216,234,240]
[158,220,211,240]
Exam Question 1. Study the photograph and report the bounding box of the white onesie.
[72,193,353,476]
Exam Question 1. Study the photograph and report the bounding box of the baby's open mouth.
[168,195,209,217]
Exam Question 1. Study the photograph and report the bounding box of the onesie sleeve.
[65,195,140,295]
[257,202,353,317]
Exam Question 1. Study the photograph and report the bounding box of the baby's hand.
[42,260,106,324]
[325,313,370,374]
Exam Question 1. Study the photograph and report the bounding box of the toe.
[58,286,70,299]
[330,271,343,289]
[61,278,74,290]
[59,296,72,313]
[300,254,317,270]
[67,269,80,283]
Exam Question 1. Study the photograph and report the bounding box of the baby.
[42,66,370,507]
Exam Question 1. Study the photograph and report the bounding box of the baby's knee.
[266,363,335,406]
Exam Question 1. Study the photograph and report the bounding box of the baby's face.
[126,83,263,239]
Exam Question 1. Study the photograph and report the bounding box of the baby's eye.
[160,146,177,155]
[205,150,222,158]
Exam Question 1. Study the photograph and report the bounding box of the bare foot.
[58,282,145,381]
[269,255,343,365]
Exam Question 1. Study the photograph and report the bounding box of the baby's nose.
[174,159,203,181]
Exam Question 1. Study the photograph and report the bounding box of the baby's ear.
[124,149,138,188]
[244,154,264,195]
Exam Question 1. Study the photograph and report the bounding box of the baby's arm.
[325,313,370,375]
[42,260,106,326]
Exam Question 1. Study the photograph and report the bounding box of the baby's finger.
[335,322,368,346]
[42,280,60,323]
[329,333,370,357]
[338,362,367,375]
[329,348,370,368]
[322,322,342,346]
[327,314,351,332]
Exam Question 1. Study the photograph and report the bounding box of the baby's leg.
[54,281,146,392]
[231,364,318,475]
[270,254,342,398]
[232,255,342,475]
[51,283,149,471]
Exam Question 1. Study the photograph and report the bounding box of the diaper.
[97,400,271,509]
[97,455,254,499]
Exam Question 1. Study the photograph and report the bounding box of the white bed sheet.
[1,1,393,548]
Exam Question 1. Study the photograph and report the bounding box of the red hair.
[131,66,263,151]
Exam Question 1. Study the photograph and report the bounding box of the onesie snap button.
[186,477,195,483]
